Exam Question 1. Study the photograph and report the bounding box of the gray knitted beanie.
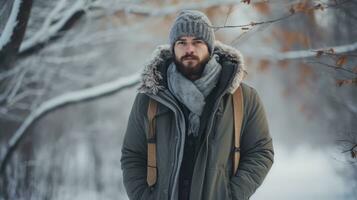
[169,10,215,55]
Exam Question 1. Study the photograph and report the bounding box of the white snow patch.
[251,144,352,200]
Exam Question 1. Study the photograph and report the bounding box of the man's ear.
[171,46,175,57]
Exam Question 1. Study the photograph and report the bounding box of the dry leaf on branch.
[328,48,335,54]
[315,50,324,58]
[336,56,347,67]
[336,79,357,86]
[352,66,357,74]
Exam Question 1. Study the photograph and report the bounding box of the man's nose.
[185,43,195,54]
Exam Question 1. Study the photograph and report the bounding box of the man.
[121,10,274,200]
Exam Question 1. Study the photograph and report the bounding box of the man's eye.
[194,40,204,44]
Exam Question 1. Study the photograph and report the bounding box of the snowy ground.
[252,144,354,200]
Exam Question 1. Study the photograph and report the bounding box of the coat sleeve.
[230,87,274,200]
[121,93,153,200]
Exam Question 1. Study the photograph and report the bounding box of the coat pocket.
[203,168,232,200]
[224,169,233,200]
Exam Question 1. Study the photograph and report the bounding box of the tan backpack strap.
[147,98,158,187]
[232,86,244,176]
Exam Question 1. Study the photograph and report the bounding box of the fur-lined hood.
[138,41,246,95]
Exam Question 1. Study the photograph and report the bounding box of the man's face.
[173,36,210,80]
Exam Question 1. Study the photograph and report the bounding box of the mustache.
[181,55,199,61]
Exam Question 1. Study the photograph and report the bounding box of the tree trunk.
[0,0,33,70]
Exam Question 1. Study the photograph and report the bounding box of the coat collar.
[138,41,247,95]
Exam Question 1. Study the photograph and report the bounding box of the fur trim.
[138,41,246,94]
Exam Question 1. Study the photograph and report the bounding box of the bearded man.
[121,10,274,200]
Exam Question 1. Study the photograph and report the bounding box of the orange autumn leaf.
[291,1,310,13]
[172,0,180,5]
[272,29,294,51]
[297,63,313,87]
[253,2,271,15]
[352,66,357,73]
[336,56,347,67]
[289,1,318,25]
[205,6,221,18]
[272,29,310,51]
[301,33,310,48]
[336,79,357,86]
[258,59,270,72]
[278,60,289,69]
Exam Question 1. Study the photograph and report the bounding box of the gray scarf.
[167,54,222,137]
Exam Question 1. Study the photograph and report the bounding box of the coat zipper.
[147,91,186,200]
[190,92,227,199]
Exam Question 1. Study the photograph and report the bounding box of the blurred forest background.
[0,0,356,199]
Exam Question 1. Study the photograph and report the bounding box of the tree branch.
[106,0,242,17]
[211,13,294,30]
[0,71,141,174]
[263,42,357,60]
[0,0,24,50]
[342,144,357,153]
[18,0,243,56]
[306,61,357,76]
[210,0,353,31]
[0,0,32,69]
[19,0,87,53]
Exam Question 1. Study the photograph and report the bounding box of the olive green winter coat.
[121,41,274,200]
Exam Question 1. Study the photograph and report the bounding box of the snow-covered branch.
[0,71,141,173]
[7,68,27,103]
[116,0,241,17]
[19,0,91,53]
[45,18,152,51]
[7,89,44,108]
[256,41,357,60]
[0,65,21,81]
[19,0,242,54]
[0,0,22,50]
[0,67,25,103]
[246,42,357,61]
[41,50,101,64]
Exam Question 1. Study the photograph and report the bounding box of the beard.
[174,54,210,79]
